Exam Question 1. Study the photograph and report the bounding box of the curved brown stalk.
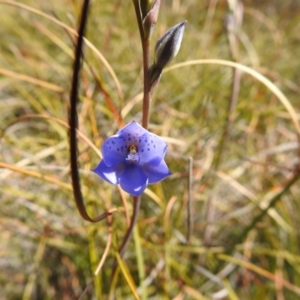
[69,0,112,222]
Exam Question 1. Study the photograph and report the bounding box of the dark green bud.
[154,21,186,69]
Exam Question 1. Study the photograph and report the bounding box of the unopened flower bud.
[143,0,161,39]
[154,21,186,70]
[140,0,154,20]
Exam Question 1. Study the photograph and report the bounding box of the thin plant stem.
[132,0,152,129]
[116,0,152,256]
[109,196,141,290]
[213,69,241,170]
[69,0,112,222]
[119,196,142,257]
[187,156,193,242]
[213,6,242,170]
[122,1,152,252]
[206,10,242,244]
[110,0,152,289]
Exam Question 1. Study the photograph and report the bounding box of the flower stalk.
[87,0,185,286]
[69,0,113,222]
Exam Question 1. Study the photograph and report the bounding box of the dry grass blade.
[0,68,63,92]
[218,254,300,295]
[0,0,124,104]
[2,0,300,299]
[166,59,300,136]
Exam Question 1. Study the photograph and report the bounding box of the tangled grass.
[1,0,300,299]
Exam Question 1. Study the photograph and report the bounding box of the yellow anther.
[128,145,138,154]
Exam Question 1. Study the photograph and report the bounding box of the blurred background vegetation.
[1,0,300,299]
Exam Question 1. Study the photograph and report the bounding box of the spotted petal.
[138,133,168,166]
[142,159,171,184]
[117,121,147,146]
[101,135,127,167]
[93,160,124,184]
[119,165,148,196]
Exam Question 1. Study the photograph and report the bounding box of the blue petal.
[138,132,168,166]
[102,135,127,167]
[119,165,148,196]
[117,121,147,146]
[93,160,124,184]
[142,159,171,184]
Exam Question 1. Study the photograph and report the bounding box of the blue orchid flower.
[93,121,171,196]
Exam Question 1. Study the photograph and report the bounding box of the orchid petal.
[142,159,172,184]
[93,160,124,184]
[138,133,167,166]
[119,165,148,196]
[102,135,127,167]
[117,121,147,146]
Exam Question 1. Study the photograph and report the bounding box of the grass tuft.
[1,0,300,299]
